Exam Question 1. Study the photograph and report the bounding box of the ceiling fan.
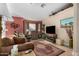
[41,3,46,8]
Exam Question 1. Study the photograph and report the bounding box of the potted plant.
[65,22,73,48]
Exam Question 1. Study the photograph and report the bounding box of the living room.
[0,3,76,56]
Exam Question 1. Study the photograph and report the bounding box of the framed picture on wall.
[60,17,74,28]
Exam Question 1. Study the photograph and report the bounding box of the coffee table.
[18,51,35,56]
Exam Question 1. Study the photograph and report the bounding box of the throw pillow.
[13,37,25,44]
[2,37,15,46]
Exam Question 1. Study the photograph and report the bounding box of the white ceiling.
[0,3,68,20]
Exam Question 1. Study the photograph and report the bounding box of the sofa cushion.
[1,45,13,54]
[13,37,25,44]
[2,37,15,46]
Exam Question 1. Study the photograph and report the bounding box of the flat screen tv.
[46,26,55,34]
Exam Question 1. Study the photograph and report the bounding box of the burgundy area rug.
[33,41,65,56]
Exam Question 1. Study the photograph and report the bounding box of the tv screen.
[46,26,55,34]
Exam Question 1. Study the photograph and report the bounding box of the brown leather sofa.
[0,37,34,56]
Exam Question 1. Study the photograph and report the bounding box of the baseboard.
[72,51,79,56]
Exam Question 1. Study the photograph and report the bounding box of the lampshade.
[26,29,29,32]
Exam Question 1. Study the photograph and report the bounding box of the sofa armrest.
[18,42,34,52]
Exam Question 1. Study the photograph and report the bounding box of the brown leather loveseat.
[0,37,34,56]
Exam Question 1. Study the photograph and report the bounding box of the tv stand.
[46,34,57,43]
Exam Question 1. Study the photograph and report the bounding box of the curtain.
[2,16,7,38]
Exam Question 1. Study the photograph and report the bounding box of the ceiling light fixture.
[41,3,46,8]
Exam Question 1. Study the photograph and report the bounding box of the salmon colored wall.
[6,16,24,38]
